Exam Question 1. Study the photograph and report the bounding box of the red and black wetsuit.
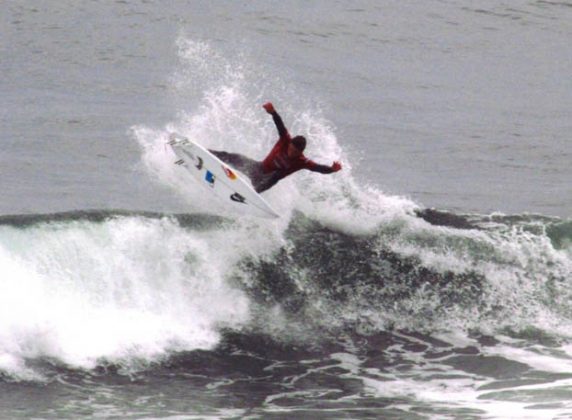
[211,111,335,193]
[255,111,335,192]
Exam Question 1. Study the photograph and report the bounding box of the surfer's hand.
[332,161,342,172]
[263,102,275,114]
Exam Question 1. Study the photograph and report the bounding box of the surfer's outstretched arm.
[306,160,343,174]
[263,102,289,139]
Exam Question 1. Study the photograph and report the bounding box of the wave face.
[239,210,572,341]
[0,209,569,383]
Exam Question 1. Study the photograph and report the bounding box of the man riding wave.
[210,102,342,193]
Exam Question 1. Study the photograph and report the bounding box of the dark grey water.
[1,1,571,419]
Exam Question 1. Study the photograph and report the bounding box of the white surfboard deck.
[168,133,279,219]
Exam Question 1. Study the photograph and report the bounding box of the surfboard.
[167,133,279,219]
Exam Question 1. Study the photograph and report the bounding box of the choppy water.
[1,1,571,419]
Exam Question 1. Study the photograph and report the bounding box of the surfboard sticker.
[223,166,237,180]
[204,170,216,187]
[168,133,279,219]
[230,193,246,204]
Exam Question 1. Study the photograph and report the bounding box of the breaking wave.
[0,209,569,381]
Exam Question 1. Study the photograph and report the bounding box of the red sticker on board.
[223,166,237,180]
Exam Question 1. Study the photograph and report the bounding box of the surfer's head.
[288,136,306,157]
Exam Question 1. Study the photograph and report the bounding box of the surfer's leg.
[209,151,256,174]
[252,171,281,193]
[211,154,278,193]
[209,150,249,171]
[210,150,242,166]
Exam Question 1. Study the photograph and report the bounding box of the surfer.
[210,102,342,193]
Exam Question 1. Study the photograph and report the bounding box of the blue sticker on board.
[205,170,215,186]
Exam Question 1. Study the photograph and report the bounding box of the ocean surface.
[1,1,571,419]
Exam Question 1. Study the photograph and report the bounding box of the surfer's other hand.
[332,161,342,172]
[263,102,275,114]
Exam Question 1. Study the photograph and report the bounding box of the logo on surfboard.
[205,171,216,187]
[222,166,237,180]
[230,193,246,204]
[181,150,203,170]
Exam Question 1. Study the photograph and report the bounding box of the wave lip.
[0,209,228,229]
